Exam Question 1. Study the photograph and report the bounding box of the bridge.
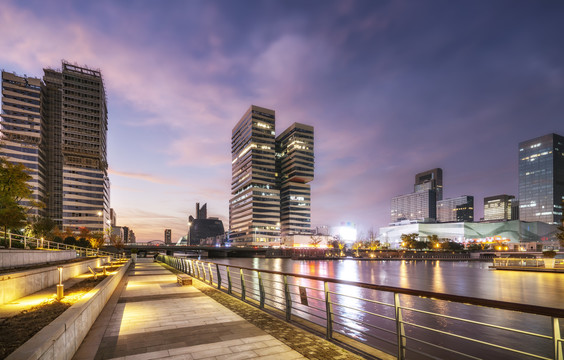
[123,243,268,258]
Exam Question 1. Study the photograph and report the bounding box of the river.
[194,257,563,359]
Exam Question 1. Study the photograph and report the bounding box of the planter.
[544,258,555,269]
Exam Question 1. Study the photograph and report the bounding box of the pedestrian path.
[74,258,305,360]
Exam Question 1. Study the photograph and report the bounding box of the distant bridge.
[123,243,268,258]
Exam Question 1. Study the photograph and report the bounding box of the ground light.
[56,266,64,300]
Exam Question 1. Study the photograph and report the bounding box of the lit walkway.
[74,258,305,360]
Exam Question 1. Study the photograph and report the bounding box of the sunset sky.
[1,1,563,241]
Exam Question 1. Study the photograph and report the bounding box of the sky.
[1,0,563,241]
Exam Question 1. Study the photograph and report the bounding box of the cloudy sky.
[1,0,563,241]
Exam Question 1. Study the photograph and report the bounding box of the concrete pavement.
[74,258,309,360]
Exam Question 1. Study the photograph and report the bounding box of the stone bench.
[177,273,192,286]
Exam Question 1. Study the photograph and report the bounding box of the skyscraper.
[229,106,315,246]
[415,168,443,201]
[230,106,280,245]
[518,133,564,224]
[390,168,443,223]
[1,62,110,232]
[1,72,46,215]
[276,123,314,236]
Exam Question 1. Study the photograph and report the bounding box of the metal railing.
[159,255,563,360]
[1,232,118,258]
[493,258,564,269]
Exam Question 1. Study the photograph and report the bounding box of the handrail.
[180,257,564,318]
[1,231,120,258]
[159,255,563,360]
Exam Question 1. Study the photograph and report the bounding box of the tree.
[352,241,363,256]
[0,158,34,236]
[106,226,125,250]
[27,216,56,239]
[428,234,441,250]
[400,233,419,249]
[88,231,105,250]
[309,235,323,248]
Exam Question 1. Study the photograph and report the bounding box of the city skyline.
[1,1,563,240]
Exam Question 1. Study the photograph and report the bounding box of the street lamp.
[57,266,64,300]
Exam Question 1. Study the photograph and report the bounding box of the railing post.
[196,261,201,279]
[188,260,193,276]
[227,266,232,294]
[325,282,332,339]
[240,268,246,300]
[258,271,265,309]
[201,262,206,282]
[553,317,563,360]
[8,233,12,248]
[284,275,292,322]
[394,293,406,360]
[24,236,26,249]
[208,263,214,285]
[216,264,222,289]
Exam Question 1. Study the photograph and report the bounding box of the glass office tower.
[518,133,564,224]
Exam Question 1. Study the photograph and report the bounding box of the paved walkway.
[74,258,308,360]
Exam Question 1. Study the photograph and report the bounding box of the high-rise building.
[518,133,564,224]
[483,195,514,221]
[391,168,443,223]
[230,106,280,245]
[391,191,436,222]
[229,106,315,246]
[437,195,474,222]
[164,229,171,244]
[1,62,110,233]
[415,168,443,201]
[276,123,314,236]
[1,72,46,216]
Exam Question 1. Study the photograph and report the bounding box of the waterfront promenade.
[74,258,361,360]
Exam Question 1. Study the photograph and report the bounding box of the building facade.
[1,62,110,233]
[518,133,564,224]
[415,168,443,201]
[229,106,280,245]
[229,106,315,246]
[391,168,443,223]
[1,72,46,216]
[276,123,314,237]
[483,195,514,221]
[379,220,559,249]
[437,195,474,222]
[391,190,436,222]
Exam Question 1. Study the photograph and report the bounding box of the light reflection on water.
[209,258,561,358]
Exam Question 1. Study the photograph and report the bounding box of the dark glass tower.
[518,133,564,224]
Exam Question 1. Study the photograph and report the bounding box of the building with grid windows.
[483,194,515,221]
[437,195,474,223]
[229,106,314,246]
[1,72,46,216]
[1,62,110,233]
[518,133,564,224]
[390,168,442,223]
[276,123,314,237]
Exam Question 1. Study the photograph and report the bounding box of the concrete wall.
[0,256,111,305]
[6,260,130,360]
[0,249,77,269]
